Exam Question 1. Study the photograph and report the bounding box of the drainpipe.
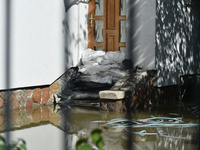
[5,0,12,149]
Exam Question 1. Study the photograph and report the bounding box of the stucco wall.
[0,0,65,89]
[2,0,198,89]
[0,1,88,90]
[0,0,6,89]
[156,0,200,86]
[64,2,88,69]
[127,0,156,70]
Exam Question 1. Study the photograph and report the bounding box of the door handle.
[89,14,94,28]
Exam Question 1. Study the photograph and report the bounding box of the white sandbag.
[82,60,95,66]
[95,57,111,65]
[78,48,126,83]
[79,65,99,75]
[79,67,87,74]
[107,64,120,68]
[98,69,125,78]
[90,74,112,84]
[96,72,121,83]
[88,65,110,74]
[105,51,125,64]
[82,49,105,64]
[109,69,125,77]
[79,64,111,75]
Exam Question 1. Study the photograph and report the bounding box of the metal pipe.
[5,0,12,149]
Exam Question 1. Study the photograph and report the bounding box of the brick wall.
[0,70,72,110]
[0,86,55,110]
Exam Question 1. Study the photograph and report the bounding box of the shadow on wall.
[127,0,156,70]
[156,0,200,87]
[63,0,89,70]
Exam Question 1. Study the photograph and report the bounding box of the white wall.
[1,0,157,89]
[0,0,65,90]
[64,2,88,69]
[127,0,156,70]
[0,0,6,89]
[0,0,89,90]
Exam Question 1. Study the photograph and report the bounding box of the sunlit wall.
[64,2,88,69]
[127,0,156,70]
[156,0,200,86]
[0,0,65,89]
[0,0,88,90]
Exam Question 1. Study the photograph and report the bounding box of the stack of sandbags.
[78,48,126,84]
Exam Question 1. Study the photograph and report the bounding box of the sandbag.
[79,64,111,75]
[105,51,125,63]
[78,49,126,84]
[90,74,112,84]
[95,57,111,65]
[81,48,105,64]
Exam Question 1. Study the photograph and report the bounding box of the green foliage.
[91,129,104,150]
[76,139,92,150]
[0,135,27,150]
[76,129,104,150]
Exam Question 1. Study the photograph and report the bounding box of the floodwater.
[0,101,199,150]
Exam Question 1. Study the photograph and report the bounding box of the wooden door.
[88,0,126,51]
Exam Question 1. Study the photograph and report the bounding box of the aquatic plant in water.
[76,129,104,150]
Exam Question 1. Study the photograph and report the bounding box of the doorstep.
[99,70,156,111]
[99,70,150,100]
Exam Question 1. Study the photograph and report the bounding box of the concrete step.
[99,70,149,100]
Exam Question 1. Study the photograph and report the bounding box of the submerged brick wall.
[0,105,62,131]
[0,86,53,110]
[0,69,75,110]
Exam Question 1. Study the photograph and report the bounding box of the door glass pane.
[95,47,103,51]
[95,21,103,43]
[95,0,103,16]
[120,47,126,52]
[120,0,126,16]
[120,21,126,43]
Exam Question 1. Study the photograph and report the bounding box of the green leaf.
[76,143,92,150]
[91,129,104,150]
[76,139,88,146]
[91,129,102,144]
[0,145,5,150]
[76,139,92,150]
[16,147,21,150]
[0,136,5,143]
[20,144,27,150]
[97,138,104,150]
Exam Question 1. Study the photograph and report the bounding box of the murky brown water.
[0,101,199,150]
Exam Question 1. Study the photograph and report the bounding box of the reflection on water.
[1,124,66,150]
[0,102,199,150]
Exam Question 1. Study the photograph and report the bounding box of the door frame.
[88,0,126,51]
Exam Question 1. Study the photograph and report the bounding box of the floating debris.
[102,117,200,129]
[133,130,158,136]
[138,117,182,124]
[106,118,142,125]
[92,116,199,141]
